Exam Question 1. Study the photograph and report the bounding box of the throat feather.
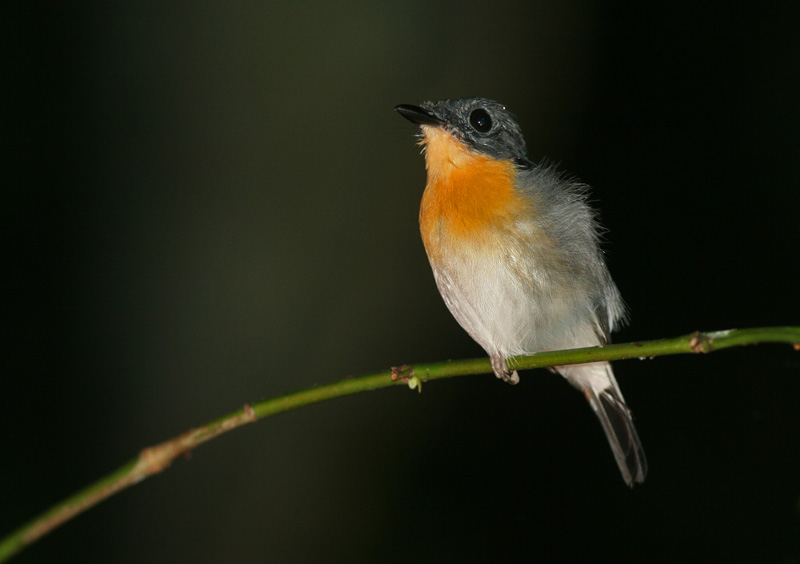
[418,128,527,252]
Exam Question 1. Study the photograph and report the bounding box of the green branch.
[1,326,797,561]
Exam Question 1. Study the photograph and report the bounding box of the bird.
[395,97,647,486]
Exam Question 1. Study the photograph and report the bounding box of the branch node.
[139,445,174,475]
[390,365,413,382]
[689,331,713,353]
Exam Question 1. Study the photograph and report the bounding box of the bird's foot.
[491,355,519,385]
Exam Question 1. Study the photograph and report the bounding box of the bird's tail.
[560,362,647,487]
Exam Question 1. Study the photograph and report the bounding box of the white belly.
[429,240,603,360]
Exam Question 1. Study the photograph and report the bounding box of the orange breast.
[419,127,529,260]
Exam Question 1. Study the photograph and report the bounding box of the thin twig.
[1,327,798,561]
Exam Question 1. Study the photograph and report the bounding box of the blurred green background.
[4,1,800,562]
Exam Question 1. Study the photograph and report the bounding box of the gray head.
[395,97,528,161]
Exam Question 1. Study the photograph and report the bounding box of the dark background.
[3,1,800,562]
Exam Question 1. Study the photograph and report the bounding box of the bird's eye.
[469,108,492,133]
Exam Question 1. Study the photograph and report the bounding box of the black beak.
[394,104,445,126]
